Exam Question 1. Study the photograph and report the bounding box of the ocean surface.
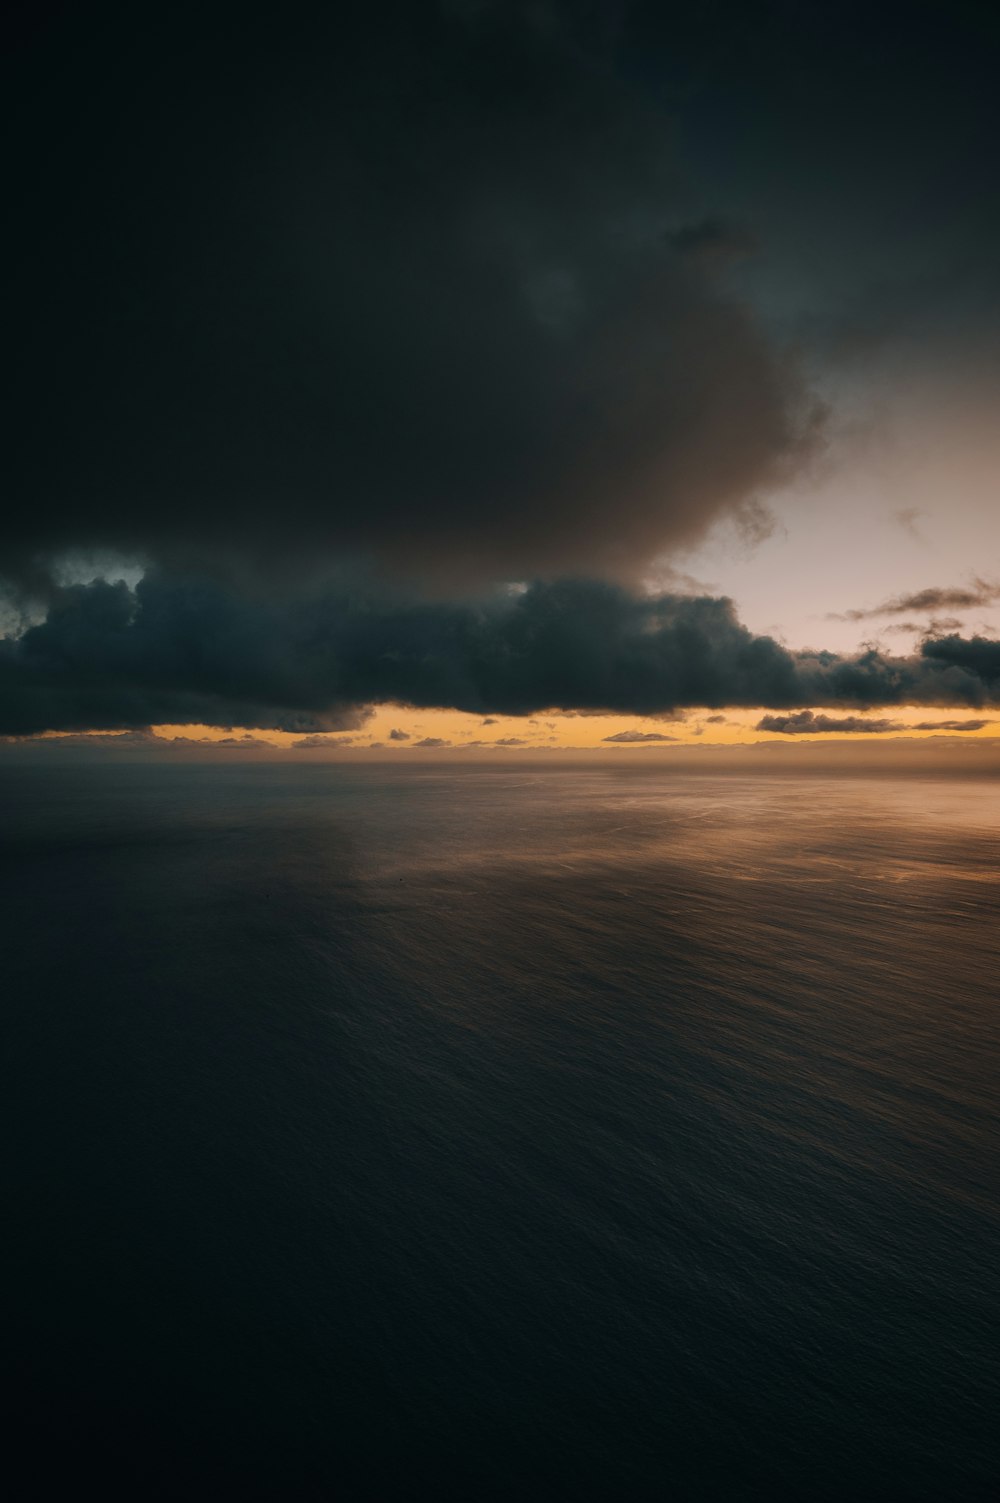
[3,762,998,1499]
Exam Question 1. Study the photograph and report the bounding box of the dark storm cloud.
[831,581,1000,621]
[756,712,905,735]
[7,573,1000,736]
[5,5,1000,732]
[4,0,998,610]
[639,2,1000,361]
[3,1,818,595]
[920,634,1000,680]
[668,217,758,267]
[0,576,371,735]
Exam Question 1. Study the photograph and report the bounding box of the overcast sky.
[4,1,1000,742]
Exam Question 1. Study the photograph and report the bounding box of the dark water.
[3,763,998,1499]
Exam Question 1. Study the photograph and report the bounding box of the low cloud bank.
[603,730,678,743]
[4,572,1000,736]
[757,711,994,735]
[756,712,904,734]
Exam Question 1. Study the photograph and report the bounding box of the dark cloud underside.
[3,2,814,593]
[4,3,1000,729]
[5,574,1000,736]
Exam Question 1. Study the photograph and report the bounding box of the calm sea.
[3,763,998,1498]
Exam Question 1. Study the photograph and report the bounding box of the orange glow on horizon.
[141,704,1000,754]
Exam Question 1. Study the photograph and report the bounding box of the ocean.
[3,762,998,1498]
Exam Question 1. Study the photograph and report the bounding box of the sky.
[4,1,1000,753]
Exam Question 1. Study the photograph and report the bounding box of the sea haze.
[4,763,998,1498]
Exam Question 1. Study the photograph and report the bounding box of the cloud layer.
[603,730,677,743]
[6,2,1000,732]
[832,581,1000,623]
[5,573,1000,736]
[757,711,993,736]
[3,3,816,596]
[756,712,904,735]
